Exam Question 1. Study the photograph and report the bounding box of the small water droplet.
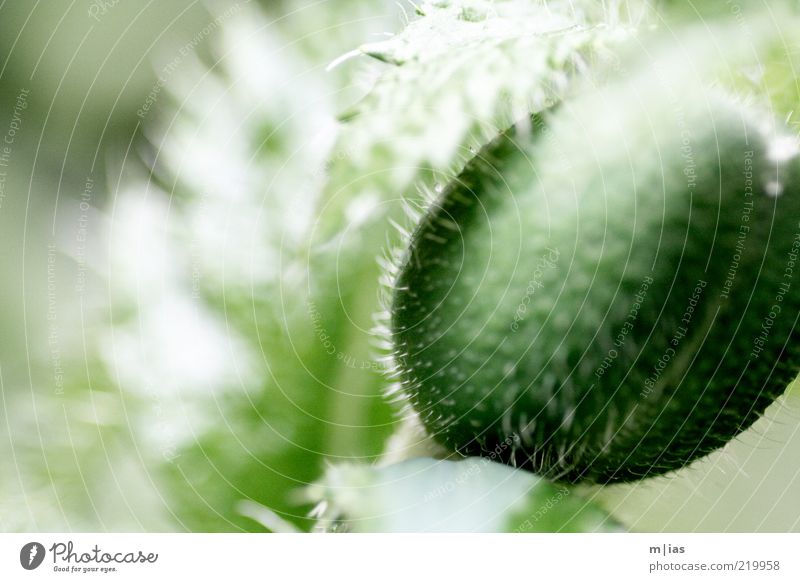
[767,135,800,163]
[765,181,784,198]
[434,183,443,194]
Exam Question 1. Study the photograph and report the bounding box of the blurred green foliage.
[0,0,799,534]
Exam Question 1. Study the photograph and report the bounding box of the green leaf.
[97,0,400,532]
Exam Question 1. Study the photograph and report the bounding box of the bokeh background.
[0,0,799,532]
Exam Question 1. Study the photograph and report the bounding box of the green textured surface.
[392,66,800,483]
